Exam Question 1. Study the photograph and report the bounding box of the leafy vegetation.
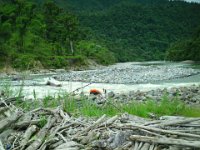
[59,0,200,61]
[166,27,200,61]
[14,94,200,118]
[0,0,200,69]
[0,0,115,70]
[1,81,200,118]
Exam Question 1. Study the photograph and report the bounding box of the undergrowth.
[1,81,200,118]
[17,94,200,118]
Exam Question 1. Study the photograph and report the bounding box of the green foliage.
[13,89,200,118]
[12,54,36,69]
[62,0,200,61]
[166,27,200,61]
[76,41,116,65]
[39,115,47,128]
[1,0,200,66]
[63,95,77,113]
[0,0,115,69]
[1,81,13,98]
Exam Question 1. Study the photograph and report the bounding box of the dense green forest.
[166,27,200,61]
[46,0,200,61]
[0,0,200,70]
[77,0,200,61]
[0,0,115,70]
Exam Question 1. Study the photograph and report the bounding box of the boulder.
[46,78,62,87]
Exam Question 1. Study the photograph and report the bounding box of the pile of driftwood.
[0,98,200,150]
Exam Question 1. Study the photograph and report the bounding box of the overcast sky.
[185,0,200,3]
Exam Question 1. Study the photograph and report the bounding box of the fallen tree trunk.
[132,124,200,138]
[0,139,5,150]
[130,135,200,148]
[20,125,37,148]
[14,120,40,129]
[25,116,56,150]
[0,111,22,132]
[154,118,200,127]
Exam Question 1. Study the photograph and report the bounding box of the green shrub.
[41,55,86,68]
[12,54,37,70]
[76,41,116,65]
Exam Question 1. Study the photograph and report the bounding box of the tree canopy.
[166,27,200,61]
[0,0,115,69]
[0,0,200,69]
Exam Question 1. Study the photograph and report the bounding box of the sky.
[185,0,200,3]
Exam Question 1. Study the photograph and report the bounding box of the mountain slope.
[77,0,200,61]
[166,27,200,61]
[1,0,200,62]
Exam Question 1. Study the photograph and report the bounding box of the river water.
[0,61,200,99]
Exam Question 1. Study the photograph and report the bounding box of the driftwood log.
[130,135,200,148]
[0,96,200,150]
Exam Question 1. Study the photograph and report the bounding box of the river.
[0,61,200,99]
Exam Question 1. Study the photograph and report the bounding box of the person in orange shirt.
[89,89,102,95]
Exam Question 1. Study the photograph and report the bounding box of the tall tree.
[59,13,80,55]
[15,0,36,52]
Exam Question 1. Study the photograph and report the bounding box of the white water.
[17,81,200,99]
[2,61,200,99]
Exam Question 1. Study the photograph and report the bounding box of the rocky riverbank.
[56,62,200,84]
[0,61,200,103]
[85,85,200,105]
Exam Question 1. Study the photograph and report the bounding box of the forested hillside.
[0,0,200,70]
[36,0,200,61]
[166,26,200,61]
[73,0,200,61]
[0,0,115,70]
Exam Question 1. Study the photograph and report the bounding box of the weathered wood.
[133,142,139,150]
[38,138,59,150]
[0,107,9,114]
[130,135,200,148]
[20,125,37,147]
[2,101,200,150]
[139,129,164,137]
[140,143,150,150]
[30,107,60,119]
[0,139,5,150]
[149,144,155,150]
[55,141,83,150]
[121,141,132,149]
[177,124,200,127]
[75,114,106,136]
[132,124,200,138]
[138,142,144,150]
[101,115,119,126]
[59,109,70,121]
[14,120,40,129]
[0,111,22,132]
[71,83,92,94]
[154,118,200,127]
[0,97,24,106]
[170,129,200,133]
[25,116,56,150]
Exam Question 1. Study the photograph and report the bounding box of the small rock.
[46,78,62,87]
[107,91,115,98]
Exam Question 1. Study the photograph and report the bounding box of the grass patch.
[13,94,200,118]
[0,82,199,118]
